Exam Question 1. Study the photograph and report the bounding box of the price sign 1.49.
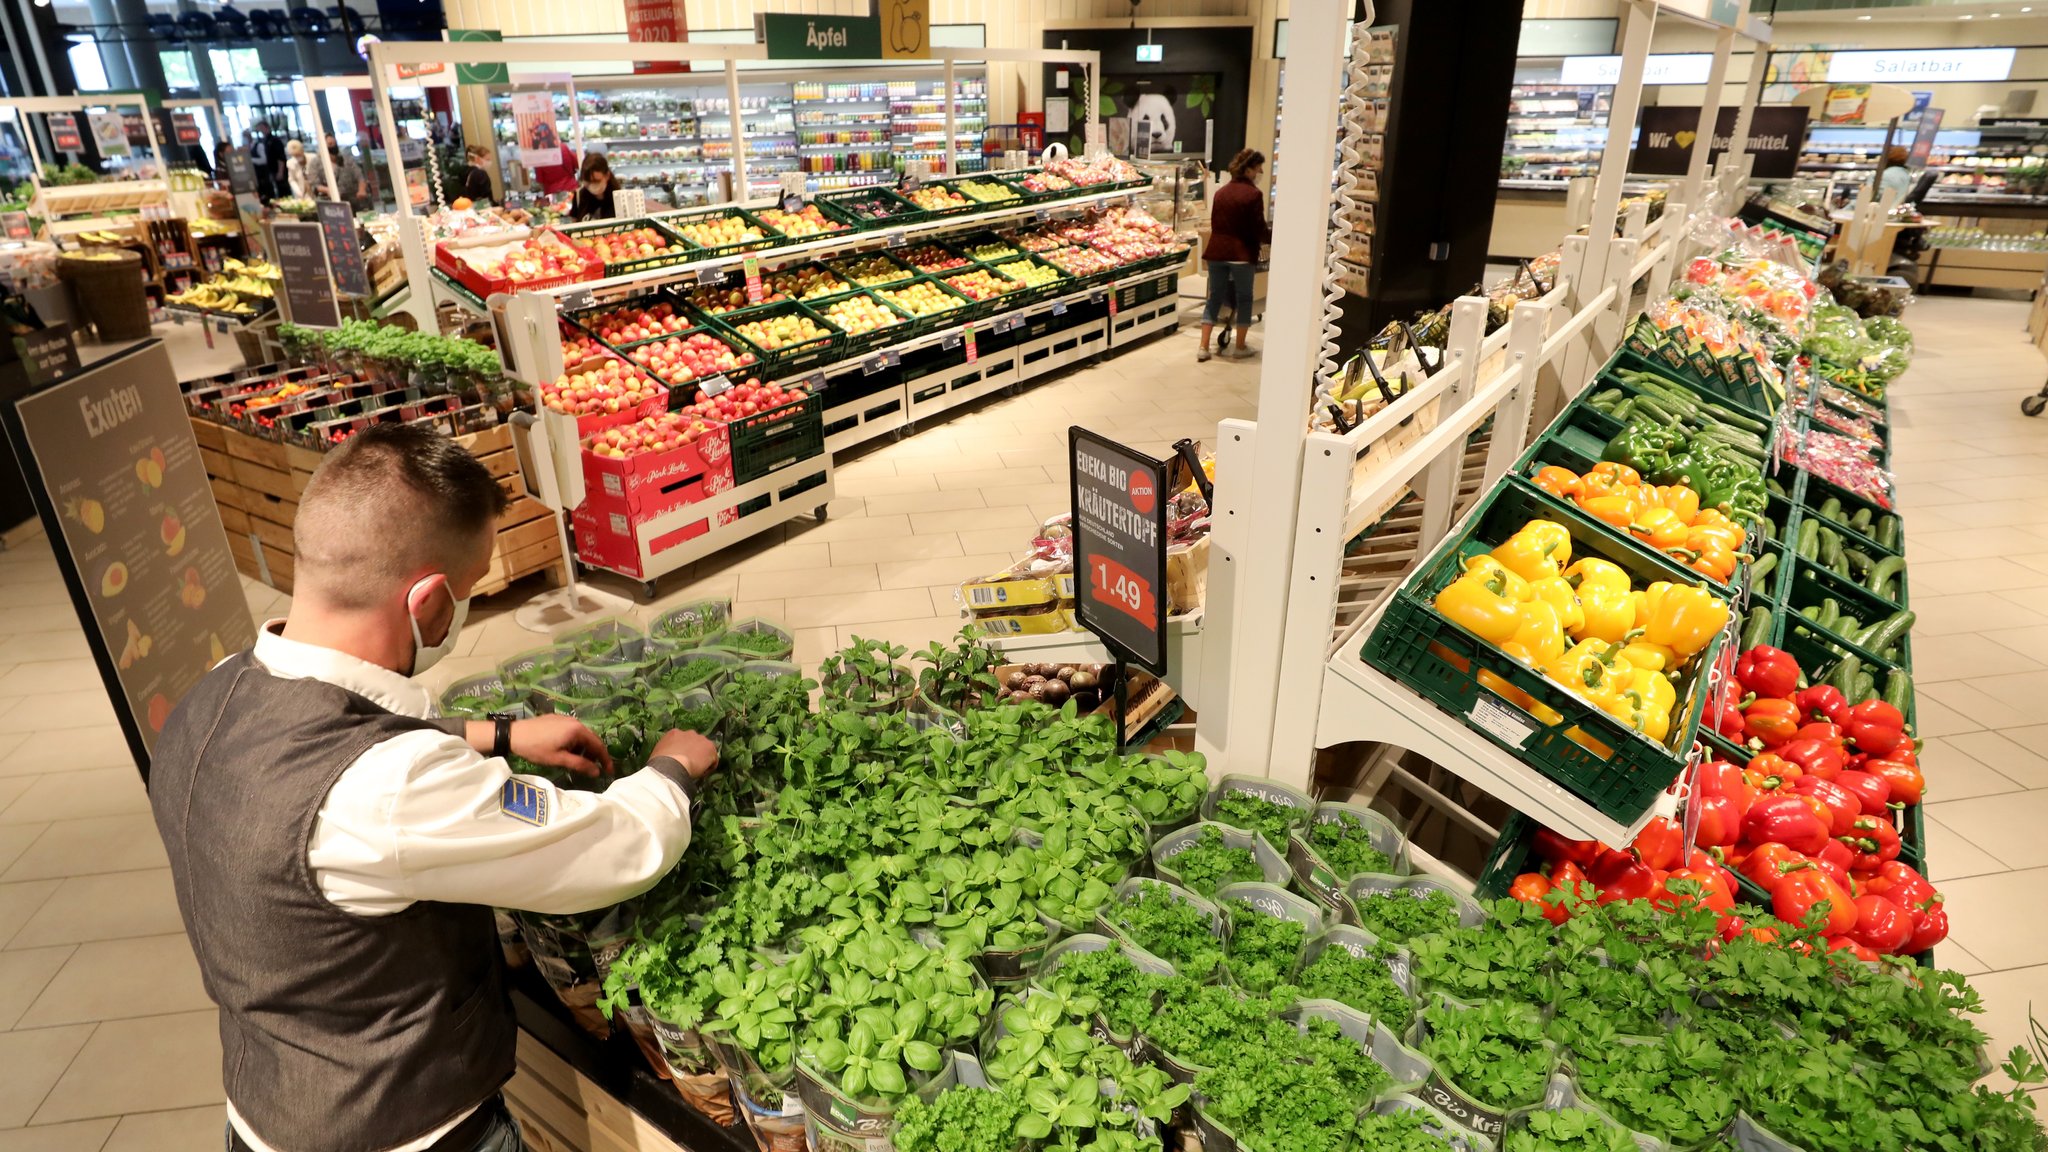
[1069,427,1169,674]
[1088,556,1155,624]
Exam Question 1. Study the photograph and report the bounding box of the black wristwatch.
[488,712,515,760]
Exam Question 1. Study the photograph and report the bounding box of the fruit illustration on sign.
[161,512,187,557]
[101,561,129,598]
[136,447,167,489]
[147,693,171,732]
[180,566,206,609]
[64,497,105,535]
[209,632,226,664]
[117,618,154,670]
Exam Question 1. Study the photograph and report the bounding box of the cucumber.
[1867,556,1904,602]
[1613,398,1637,420]
[1768,478,1787,497]
[1818,528,1844,573]
[1876,516,1901,551]
[1849,508,1874,532]
[1883,669,1913,713]
[1860,610,1916,657]
[1842,548,1874,579]
[1801,606,1819,620]
[1703,404,1770,434]
[1632,398,1680,424]
[1815,599,1840,630]
[1591,389,1624,407]
[1853,670,1877,704]
[1819,496,1843,520]
[1740,606,1774,651]
[1825,653,1863,696]
[1797,519,1819,560]
[1749,551,1777,583]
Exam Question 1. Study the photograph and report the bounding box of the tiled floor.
[1,291,2044,1145]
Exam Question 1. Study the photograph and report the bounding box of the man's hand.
[510,715,614,778]
[652,729,719,780]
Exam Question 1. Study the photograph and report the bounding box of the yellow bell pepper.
[1597,681,1651,734]
[1573,582,1637,643]
[1631,667,1677,742]
[1640,581,1729,659]
[1630,506,1690,551]
[1491,520,1573,582]
[1616,636,1678,674]
[1562,557,1629,595]
[1525,576,1585,634]
[1433,570,1522,644]
[1509,599,1568,665]
[1461,554,1531,602]
[1546,638,1626,704]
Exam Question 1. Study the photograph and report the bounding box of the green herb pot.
[530,669,612,710]
[1095,876,1226,981]
[658,649,742,694]
[492,908,528,968]
[1730,1112,1807,1152]
[1120,752,1207,840]
[1285,999,1436,1090]
[1028,932,1173,1059]
[911,688,970,740]
[1346,873,1487,946]
[1288,802,1411,920]
[1411,995,1559,1141]
[652,688,722,739]
[724,1058,806,1152]
[707,617,795,662]
[558,616,649,666]
[1215,882,1324,994]
[439,673,524,719]
[566,693,650,769]
[1151,823,1289,898]
[821,665,917,714]
[500,644,580,687]
[1200,774,1316,858]
[793,1052,956,1149]
[1296,924,1421,1033]
[737,660,800,681]
[652,598,734,645]
[1371,1094,1499,1152]
[515,901,637,1040]
[1504,1073,1674,1152]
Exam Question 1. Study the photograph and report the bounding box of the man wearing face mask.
[149,424,715,1152]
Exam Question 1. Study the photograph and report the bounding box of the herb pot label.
[1419,1070,1514,1138]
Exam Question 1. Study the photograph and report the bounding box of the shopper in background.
[532,142,579,197]
[1878,145,1914,205]
[247,125,278,201]
[571,152,617,222]
[284,138,314,201]
[1199,148,1271,362]
[458,143,496,206]
[150,424,718,1152]
[327,135,370,212]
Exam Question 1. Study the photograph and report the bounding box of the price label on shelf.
[964,324,977,364]
[215,319,231,334]
[1122,193,1138,208]
[1052,301,1067,316]
[885,232,907,249]
[697,265,730,286]
[803,371,827,393]
[702,374,733,397]
[1034,209,1050,224]
[941,332,961,351]
[561,288,595,313]
[743,257,763,305]
[1090,290,1107,305]
[782,194,804,213]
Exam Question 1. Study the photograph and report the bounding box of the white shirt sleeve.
[309,728,693,917]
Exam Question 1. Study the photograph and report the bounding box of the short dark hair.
[294,424,508,610]
[580,152,611,182]
[1226,149,1266,179]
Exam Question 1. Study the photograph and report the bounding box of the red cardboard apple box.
[580,423,738,523]
[571,502,709,581]
[435,227,602,298]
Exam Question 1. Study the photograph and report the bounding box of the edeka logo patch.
[500,778,549,826]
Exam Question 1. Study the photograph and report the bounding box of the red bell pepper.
[1592,846,1640,887]
[1737,841,1806,890]
[1828,937,1881,964]
[1795,684,1849,725]
[1533,828,1601,867]
[1550,859,1590,898]
[1833,770,1891,817]
[1713,678,1747,741]
[1735,645,1801,700]
[1744,753,1802,793]
[1905,901,1949,953]
[1663,866,1736,916]
[1794,721,1846,745]
[1780,738,1848,782]
[1692,793,1743,847]
[1698,759,1756,808]
[1847,893,1913,954]
[1865,758,1924,805]
[1743,697,1802,748]
[1814,839,1857,891]
[1843,699,1907,757]
[1863,860,1936,911]
[1743,794,1831,854]
[1790,776,1861,836]
[1838,815,1901,872]
[1773,861,1858,936]
[1631,816,1686,871]
[1596,860,1663,905]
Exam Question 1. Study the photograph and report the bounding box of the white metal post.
[1683,27,1737,212]
[1583,3,1654,305]
[725,61,745,202]
[944,54,958,177]
[1414,298,1491,548]
[1216,0,1349,778]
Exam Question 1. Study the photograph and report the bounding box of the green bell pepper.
[1602,424,1684,478]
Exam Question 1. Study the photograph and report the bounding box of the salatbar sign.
[1070,428,1167,673]
[1631,106,1811,181]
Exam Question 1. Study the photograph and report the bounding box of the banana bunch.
[223,275,274,298]
[76,230,128,245]
[167,284,255,313]
[223,257,281,280]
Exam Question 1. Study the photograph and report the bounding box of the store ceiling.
[1768,0,2048,18]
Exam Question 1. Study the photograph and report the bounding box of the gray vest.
[150,652,515,1152]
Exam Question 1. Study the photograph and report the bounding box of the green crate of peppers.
[1586,371,1769,525]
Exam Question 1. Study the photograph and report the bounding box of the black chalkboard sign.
[272,220,341,328]
[1070,427,1168,675]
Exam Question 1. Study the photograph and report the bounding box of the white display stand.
[0,94,169,237]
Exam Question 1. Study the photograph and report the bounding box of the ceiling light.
[1961,13,1973,18]
[1858,13,1872,18]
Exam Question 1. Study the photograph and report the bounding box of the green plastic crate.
[727,391,825,484]
[1609,345,1776,420]
[1796,471,1905,560]
[1473,813,1538,900]
[1360,475,1728,825]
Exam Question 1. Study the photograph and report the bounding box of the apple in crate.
[758,205,846,239]
[823,295,902,335]
[903,245,967,274]
[681,378,809,424]
[879,282,962,317]
[561,332,606,363]
[733,312,829,352]
[541,360,659,416]
[590,227,680,263]
[591,303,687,345]
[585,412,715,459]
[945,270,1014,302]
[631,332,756,385]
[675,213,764,248]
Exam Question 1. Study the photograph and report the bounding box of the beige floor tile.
[8,871,183,950]
[827,535,963,567]
[930,467,1055,490]
[782,588,934,629]
[0,730,135,779]
[835,615,975,654]
[0,772,149,827]
[1910,592,2048,637]
[1915,739,2026,801]
[977,482,1075,508]
[1921,813,2011,882]
[0,1119,115,1151]
[34,1011,221,1123]
[1910,557,2048,597]
[861,490,988,517]
[0,664,106,700]
[735,565,879,601]
[1935,869,2048,972]
[0,611,84,639]
[0,947,74,1030]
[784,513,914,544]
[1960,668,2048,712]
[0,636,89,667]
[1918,681,2031,732]
[729,599,784,623]
[792,627,838,667]
[876,553,1018,591]
[0,1026,95,1128]
[830,471,940,498]
[0,698,115,739]
[1910,632,2048,683]
[18,935,209,1029]
[1936,939,1991,977]
[1925,790,2048,871]
[908,506,1041,536]
[692,541,833,579]
[100,1106,222,1152]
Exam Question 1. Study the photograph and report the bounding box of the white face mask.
[406,578,469,677]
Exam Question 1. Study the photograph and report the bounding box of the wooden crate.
[189,416,227,453]
[221,426,290,471]
[504,1032,686,1152]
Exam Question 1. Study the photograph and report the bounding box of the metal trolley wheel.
[2024,391,2047,418]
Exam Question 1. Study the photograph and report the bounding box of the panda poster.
[1102,74,1218,157]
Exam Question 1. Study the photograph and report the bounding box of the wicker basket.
[58,250,151,341]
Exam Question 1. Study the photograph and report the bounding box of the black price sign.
[271,221,341,329]
[13,324,80,388]
[1070,427,1167,674]
[316,201,371,298]
[225,148,256,195]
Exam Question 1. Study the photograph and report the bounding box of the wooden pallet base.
[506,1032,686,1152]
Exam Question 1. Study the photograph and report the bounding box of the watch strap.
[488,713,515,760]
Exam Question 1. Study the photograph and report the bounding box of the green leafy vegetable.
[1306,817,1394,880]
[1211,790,1301,846]
[1294,942,1414,1032]
[1223,903,1306,994]
[1418,998,1551,1110]
[1355,888,1461,944]
[1104,883,1222,977]
[1167,826,1263,896]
